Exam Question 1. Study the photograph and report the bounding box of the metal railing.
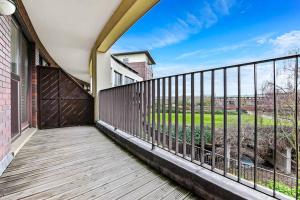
[99,54,300,199]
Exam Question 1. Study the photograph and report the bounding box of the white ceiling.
[22,0,122,82]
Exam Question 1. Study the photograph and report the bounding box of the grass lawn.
[154,113,277,128]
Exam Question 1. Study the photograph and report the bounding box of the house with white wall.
[96,51,155,91]
[96,52,141,91]
[113,51,155,80]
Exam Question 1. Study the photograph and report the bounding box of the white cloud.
[270,31,300,54]
[176,43,246,60]
[213,0,236,15]
[114,0,237,51]
[255,33,275,45]
[176,34,275,60]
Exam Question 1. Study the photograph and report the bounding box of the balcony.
[0,1,299,199]
[1,54,299,200]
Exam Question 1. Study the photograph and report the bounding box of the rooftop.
[113,50,156,65]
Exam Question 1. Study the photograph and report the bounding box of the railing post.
[254,63,258,189]
[157,78,161,146]
[183,74,187,158]
[152,79,156,150]
[175,75,179,154]
[144,82,147,140]
[273,60,277,197]
[162,78,166,148]
[200,72,205,165]
[224,68,228,176]
[237,66,241,181]
[295,57,299,199]
[148,80,151,142]
[191,73,195,161]
[168,77,172,151]
[211,70,215,170]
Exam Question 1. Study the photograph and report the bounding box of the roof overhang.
[22,0,159,82]
[113,50,156,64]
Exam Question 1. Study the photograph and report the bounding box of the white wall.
[97,51,112,91]
[115,53,148,64]
[96,52,142,91]
[111,58,143,87]
[95,51,143,120]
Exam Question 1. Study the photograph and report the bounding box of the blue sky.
[112,0,300,78]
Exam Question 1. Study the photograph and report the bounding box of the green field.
[154,113,280,128]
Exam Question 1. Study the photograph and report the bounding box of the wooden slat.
[0,127,192,199]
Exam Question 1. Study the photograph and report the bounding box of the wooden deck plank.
[0,126,193,200]
[161,186,190,200]
[140,182,179,200]
[1,154,134,194]
[22,163,146,200]
[118,176,167,200]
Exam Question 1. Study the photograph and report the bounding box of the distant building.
[113,50,155,80]
[96,50,156,91]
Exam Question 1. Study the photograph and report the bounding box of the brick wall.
[0,16,11,161]
[29,43,39,127]
[127,62,153,80]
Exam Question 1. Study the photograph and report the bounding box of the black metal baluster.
[254,64,258,189]
[191,73,195,161]
[183,74,187,158]
[200,72,205,165]
[168,77,172,151]
[273,60,277,197]
[295,57,299,199]
[148,81,151,142]
[152,79,156,149]
[162,78,166,148]
[238,66,241,181]
[212,70,215,170]
[139,82,142,138]
[143,81,147,140]
[157,79,161,146]
[175,75,179,154]
[224,68,228,176]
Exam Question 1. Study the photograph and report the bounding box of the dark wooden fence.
[38,66,94,129]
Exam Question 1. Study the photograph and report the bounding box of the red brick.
[0,16,11,161]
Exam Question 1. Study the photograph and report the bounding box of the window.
[114,71,122,86]
[11,21,19,75]
[124,76,134,84]
[20,35,29,125]
[11,19,30,135]
[123,58,129,63]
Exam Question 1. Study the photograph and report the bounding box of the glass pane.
[11,21,19,75]
[125,76,134,84]
[20,35,29,124]
[114,71,122,86]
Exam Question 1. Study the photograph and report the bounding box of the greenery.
[154,112,277,128]
[262,180,299,198]
[166,125,212,145]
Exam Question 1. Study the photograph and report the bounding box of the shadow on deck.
[0,126,196,200]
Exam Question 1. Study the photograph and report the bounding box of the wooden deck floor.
[0,126,197,200]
